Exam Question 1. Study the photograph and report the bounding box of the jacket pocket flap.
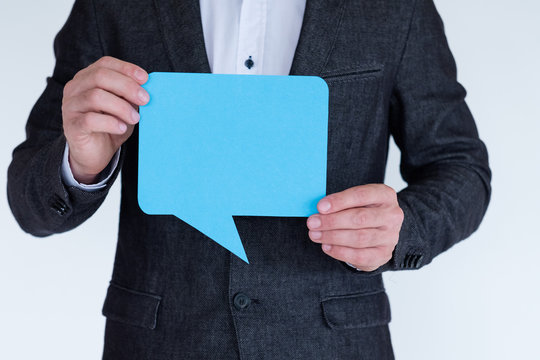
[102,282,161,330]
[321,290,391,329]
[320,64,383,82]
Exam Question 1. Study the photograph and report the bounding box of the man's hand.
[62,56,150,184]
[307,184,404,272]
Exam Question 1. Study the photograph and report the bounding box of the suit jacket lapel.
[154,0,345,76]
[154,0,211,73]
[289,0,346,76]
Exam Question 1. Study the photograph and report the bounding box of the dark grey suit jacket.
[7,0,491,359]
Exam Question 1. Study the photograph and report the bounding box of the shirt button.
[244,56,254,70]
[233,292,251,310]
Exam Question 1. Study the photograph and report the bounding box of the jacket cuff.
[61,142,121,191]
[42,135,124,231]
[389,195,431,271]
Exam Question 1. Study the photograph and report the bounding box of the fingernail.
[318,200,331,212]
[118,122,127,132]
[322,244,332,252]
[310,231,322,240]
[138,89,149,103]
[135,69,147,82]
[307,216,321,229]
[131,110,140,123]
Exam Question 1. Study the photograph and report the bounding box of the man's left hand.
[307,184,404,272]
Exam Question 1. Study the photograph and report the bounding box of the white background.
[0,1,538,359]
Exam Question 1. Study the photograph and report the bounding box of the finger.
[65,88,140,126]
[307,207,386,231]
[309,228,384,248]
[74,112,129,135]
[91,56,148,85]
[321,245,391,272]
[317,184,396,214]
[69,67,149,106]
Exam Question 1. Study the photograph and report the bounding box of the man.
[7,0,491,359]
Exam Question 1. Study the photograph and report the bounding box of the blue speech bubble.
[138,72,328,263]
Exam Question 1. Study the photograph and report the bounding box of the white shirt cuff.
[61,143,120,192]
[346,262,362,271]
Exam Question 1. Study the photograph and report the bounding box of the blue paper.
[138,72,328,263]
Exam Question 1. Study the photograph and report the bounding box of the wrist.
[68,154,100,184]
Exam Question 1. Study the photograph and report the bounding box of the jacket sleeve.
[386,0,491,270]
[7,0,123,237]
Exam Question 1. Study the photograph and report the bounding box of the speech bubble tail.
[230,242,249,264]
[207,217,249,263]
[180,214,249,264]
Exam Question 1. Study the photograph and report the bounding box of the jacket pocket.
[102,282,161,330]
[321,290,391,330]
[320,64,383,82]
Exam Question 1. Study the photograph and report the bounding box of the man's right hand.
[62,56,150,184]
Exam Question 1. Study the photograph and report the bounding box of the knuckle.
[381,183,392,192]
[353,210,366,226]
[365,265,379,272]
[390,195,399,207]
[71,70,83,82]
[87,89,103,105]
[78,113,93,129]
[63,80,74,98]
[93,67,109,84]
[121,64,134,77]
[61,99,69,115]
[390,233,400,247]
[380,246,393,259]
[367,183,380,193]
[332,246,347,260]
[97,56,113,67]
[385,250,394,263]
[352,186,365,203]
[62,110,72,130]
[90,89,105,105]
[391,207,404,225]
[352,251,368,266]
[378,184,395,201]
[355,229,369,243]
[323,215,335,229]
[61,98,76,119]
[356,264,377,272]
[329,230,342,243]
[125,83,139,100]
[397,207,405,223]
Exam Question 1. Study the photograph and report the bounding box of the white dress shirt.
[200,0,306,75]
[61,0,307,190]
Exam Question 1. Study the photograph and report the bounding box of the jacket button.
[233,292,251,310]
[51,197,69,216]
[403,253,423,269]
